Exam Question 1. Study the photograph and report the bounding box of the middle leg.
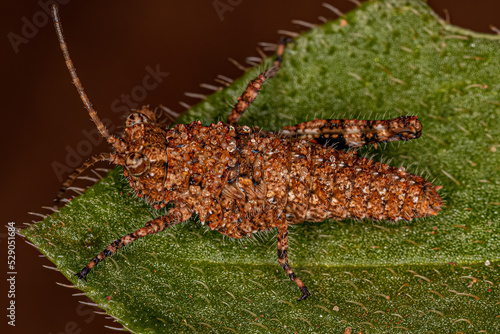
[277,222,310,300]
[76,205,192,280]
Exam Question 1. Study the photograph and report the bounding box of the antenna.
[51,5,115,143]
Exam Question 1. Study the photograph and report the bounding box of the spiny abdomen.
[286,141,442,223]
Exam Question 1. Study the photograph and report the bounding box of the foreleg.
[54,152,112,208]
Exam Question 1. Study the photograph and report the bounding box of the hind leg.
[277,116,423,149]
[227,38,289,125]
[277,222,310,300]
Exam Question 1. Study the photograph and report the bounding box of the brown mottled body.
[143,122,440,229]
[50,5,443,300]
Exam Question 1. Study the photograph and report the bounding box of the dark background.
[2,1,499,333]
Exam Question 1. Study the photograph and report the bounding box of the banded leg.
[54,152,112,208]
[277,222,310,300]
[227,38,290,125]
[76,206,191,280]
[277,116,423,149]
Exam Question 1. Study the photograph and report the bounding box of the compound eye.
[126,113,150,128]
[125,152,150,176]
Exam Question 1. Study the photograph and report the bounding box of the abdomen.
[286,141,442,223]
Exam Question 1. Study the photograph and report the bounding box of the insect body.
[51,6,442,300]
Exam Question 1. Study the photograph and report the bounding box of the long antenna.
[51,5,114,143]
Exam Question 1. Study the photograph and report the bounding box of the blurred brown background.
[2,1,499,333]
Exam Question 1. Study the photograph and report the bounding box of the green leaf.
[23,0,500,332]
